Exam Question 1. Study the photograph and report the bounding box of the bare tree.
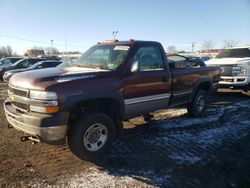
[0,46,13,58]
[223,40,239,48]
[6,46,13,56]
[167,45,177,54]
[31,46,44,50]
[45,47,59,55]
[201,40,216,51]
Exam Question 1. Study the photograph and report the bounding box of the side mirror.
[131,61,139,72]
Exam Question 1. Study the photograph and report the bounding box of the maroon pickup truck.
[4,40,221,160]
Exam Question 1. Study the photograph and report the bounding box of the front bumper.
[219,76,250,89]
[4,100,69,144]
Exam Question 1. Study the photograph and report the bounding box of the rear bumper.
[4,100,69,144]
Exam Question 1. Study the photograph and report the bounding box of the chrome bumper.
[4,100,68,144]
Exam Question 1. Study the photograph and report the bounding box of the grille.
[12,102,28,111]
[8,85,28,97]
[8,85,29,111]
[220,65,233,76]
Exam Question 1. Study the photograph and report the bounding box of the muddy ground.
[0,82,250,187]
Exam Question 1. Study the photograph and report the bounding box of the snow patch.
[157,108,225,129]
[169,153,201,164]
[60,167,170,188]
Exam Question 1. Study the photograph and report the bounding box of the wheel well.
[196,81,211,93]
[189,81,211,103]
[67,98,123,135]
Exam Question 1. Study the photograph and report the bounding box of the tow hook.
[21,136,40,144]
[21,136,30,142]
[7,124,13,129]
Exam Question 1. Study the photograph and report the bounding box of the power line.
[0,33,87,48]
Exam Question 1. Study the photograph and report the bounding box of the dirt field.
[0,82,250,187]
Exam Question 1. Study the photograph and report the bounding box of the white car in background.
[206,46,250,92]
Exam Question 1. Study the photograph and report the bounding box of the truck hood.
[206,57,250,65]
[9,67,110,90]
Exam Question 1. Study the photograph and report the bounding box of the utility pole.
[65,32,68,55]
[192,42,195,53]
[51,40,54,48]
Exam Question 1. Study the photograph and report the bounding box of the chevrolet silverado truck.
[4,40,221,160]
[206,46,250,91]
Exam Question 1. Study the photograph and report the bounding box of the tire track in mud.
[53,100,250,188]
[111,101,250,164]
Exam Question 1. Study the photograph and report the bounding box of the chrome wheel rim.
[196,95,205,112]
[83,123,108,152]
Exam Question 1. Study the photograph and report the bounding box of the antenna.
[112,30,118,40]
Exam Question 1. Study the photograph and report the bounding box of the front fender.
[61,89,125,118]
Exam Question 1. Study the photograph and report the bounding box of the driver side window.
[132,46,164,72]
[18,60,29,68]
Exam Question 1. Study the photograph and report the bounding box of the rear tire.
[68,112,115,161]
[187,89,207,117]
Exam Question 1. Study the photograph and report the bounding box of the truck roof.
[97,39,162,46]
[227,45,250,49]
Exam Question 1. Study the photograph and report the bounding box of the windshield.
[11,59,26,66]
[0,58,11,65]
[216,48,250,58]
[28,62,42,69]
[59,44,130,70]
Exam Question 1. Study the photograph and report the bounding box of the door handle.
[161,76,169,82]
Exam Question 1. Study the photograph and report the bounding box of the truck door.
[122,45,172,119]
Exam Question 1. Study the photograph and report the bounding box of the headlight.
[4,72,13,77]
[232,64,247,76]
[29,90,57,100]
[30,105,59,113]
[29,90,58,113]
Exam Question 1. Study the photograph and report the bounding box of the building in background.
[26,49,45,57]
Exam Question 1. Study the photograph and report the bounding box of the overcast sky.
[0,0,250,54]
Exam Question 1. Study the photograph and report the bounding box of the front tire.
[187,89,207,117]
[68,112,115,161]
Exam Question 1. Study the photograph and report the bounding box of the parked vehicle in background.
[184,54,212,63]
[168,54,205,68]
[199,55,212,62]
[4,39,221,161]
[38,55,60,60]
[0,57,23,66]
[0,57,52,80]
[0,57,23,79]
[206,46,250,91]
[3,60,62,82]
